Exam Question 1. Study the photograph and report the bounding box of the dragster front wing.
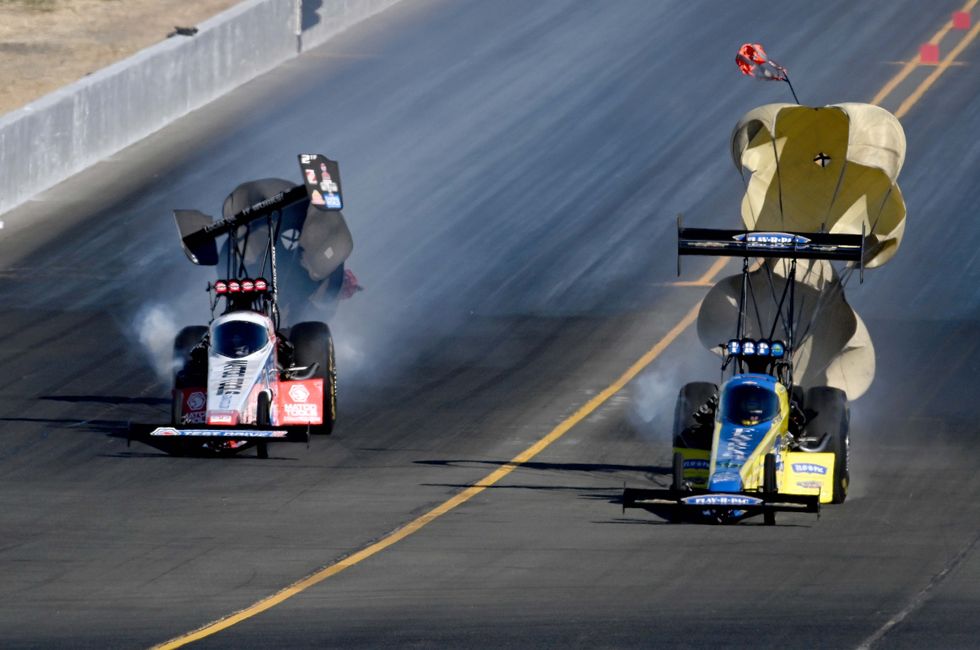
[128,424,310,445]
[622,487,820,520]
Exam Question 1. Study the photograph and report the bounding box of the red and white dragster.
[131,154,349,457]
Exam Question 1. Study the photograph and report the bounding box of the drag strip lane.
[156,3,976,644]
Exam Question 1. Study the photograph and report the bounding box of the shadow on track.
[0,416,131,435]
[40,395,170,406]
[415,458,671,475]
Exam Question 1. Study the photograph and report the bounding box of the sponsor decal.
[324,194,342,209]
[279,380,323,424]
[683,459,710,470]
[681,494,763,507]
[305,169,317,184]
[216,360,248,396]
[208,413,235,425]
[711,470,741,483]
[181,411,206,425]
[735,232,811,247]
[722,427,753,462]
[187,391,206,411]
[289,384,310,403]
[284,403,318,419]
[311,189,325,206]
[792,462,828,475]
[300,154,313,164]
[149,427,288,438]
[796,480,823,489]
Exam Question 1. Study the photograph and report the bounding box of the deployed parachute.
[220,178,356,317]
[731,102,907,268]
[690,47,909,399]
[697,260,875,398]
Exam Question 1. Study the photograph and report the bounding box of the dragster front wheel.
[763,452,777,526]
[256,391,272,459]
[671,452,684,490]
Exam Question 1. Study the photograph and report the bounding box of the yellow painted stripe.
[895,20,980,118]
[696,257,729,285]
[154,302,703,649]
[872,0,976,105]
[154,6,971,648]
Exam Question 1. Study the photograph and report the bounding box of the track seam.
[855,531,980,649]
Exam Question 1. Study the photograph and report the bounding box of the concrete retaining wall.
[0,0,403,216]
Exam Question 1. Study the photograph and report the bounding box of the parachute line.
[785,76,801,104]
[824,158,849,234]
[764,262,793,342]
[746,271,766,337]
[770,135,786,228]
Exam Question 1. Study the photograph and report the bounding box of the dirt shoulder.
[0,0,242,116]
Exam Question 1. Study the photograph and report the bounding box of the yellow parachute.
[731,103,906,268]
[695,102,906,399]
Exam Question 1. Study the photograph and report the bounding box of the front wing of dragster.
[128,423,310,445]
[622,486,819,520]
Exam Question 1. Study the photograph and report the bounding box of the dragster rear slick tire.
[168,325,208,457]
[289,321,337,436]
[805,387,850,504]
[763,452,777,526]
[673,382,717,450]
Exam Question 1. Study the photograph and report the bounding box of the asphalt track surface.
[0,1,978,647]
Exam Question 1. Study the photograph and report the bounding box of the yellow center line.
[895,20,980,118]
[696,257,729,284]
[872,0,976,106]
[155,302,704,650]
[153,5,970,648]
[670,257,730,286]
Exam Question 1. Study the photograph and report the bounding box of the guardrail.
[0,0,402,216]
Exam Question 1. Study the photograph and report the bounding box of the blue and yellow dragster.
[623,224,860,524]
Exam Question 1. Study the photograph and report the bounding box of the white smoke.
[627,367,683,447]
[133,303,182,383]
[333,326,367,377]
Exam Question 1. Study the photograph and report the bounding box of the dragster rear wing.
[175,154,343,265]
[676,215,868,278]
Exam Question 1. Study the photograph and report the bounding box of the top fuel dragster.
[622,225,861,524]
[130,154,347,457]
